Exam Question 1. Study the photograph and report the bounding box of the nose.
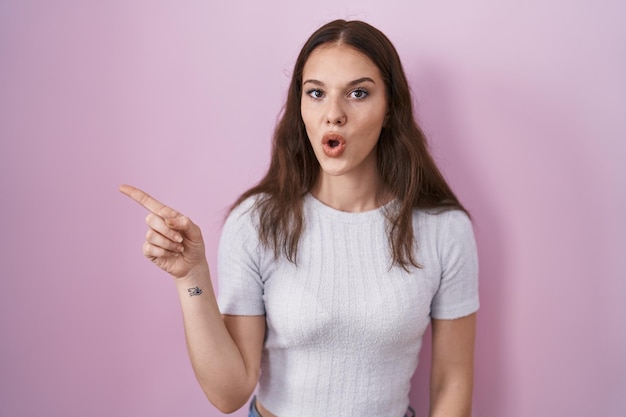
[325,97,346,126]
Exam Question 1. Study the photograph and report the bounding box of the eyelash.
[306,89,324,99]
[305,88,370,100]
[350,88,369,99]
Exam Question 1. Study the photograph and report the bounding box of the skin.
[430,314,476,417]
[120,43,476,417]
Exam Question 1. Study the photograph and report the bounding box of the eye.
[350,88,369,99]
[306,89,324,99]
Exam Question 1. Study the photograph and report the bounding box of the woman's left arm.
[429,313,477,417]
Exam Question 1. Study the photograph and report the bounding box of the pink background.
[1,1,624,416]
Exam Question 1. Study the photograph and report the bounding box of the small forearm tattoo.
[187,286,203,297]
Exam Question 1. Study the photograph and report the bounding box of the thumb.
[165,215,202,241]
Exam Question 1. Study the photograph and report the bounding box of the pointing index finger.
[119,184,179,218]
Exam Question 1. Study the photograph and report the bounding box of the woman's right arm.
[119,185,264,413]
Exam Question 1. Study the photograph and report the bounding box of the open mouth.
[321,133,346,157]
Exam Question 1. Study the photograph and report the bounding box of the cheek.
[359,111,386,139]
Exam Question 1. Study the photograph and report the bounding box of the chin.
[318,161,350,177]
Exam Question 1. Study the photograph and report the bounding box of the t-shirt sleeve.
[431,210,480,319]
[216,199,266,316]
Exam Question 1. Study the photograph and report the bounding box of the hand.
[119,184,207,279]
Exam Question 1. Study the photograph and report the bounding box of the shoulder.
[226,194,265,224]
[438,209,472,237]
[413,208,475,258]
[414,208,472,236]
[222,195,263,240]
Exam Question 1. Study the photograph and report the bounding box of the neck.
[311,166,389,213]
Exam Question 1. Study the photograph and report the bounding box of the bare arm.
[429,313,476,417]
[119,185,264,413]
[174,270,265,413]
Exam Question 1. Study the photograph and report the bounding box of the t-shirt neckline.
[304,193,396,224]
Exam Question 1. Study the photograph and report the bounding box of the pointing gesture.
[119,184,207,279]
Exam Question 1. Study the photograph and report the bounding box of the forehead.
[302,44,382,81]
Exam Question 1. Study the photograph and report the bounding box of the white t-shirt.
[218,194,479,417]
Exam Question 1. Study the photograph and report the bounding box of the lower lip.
[322,139,346,157]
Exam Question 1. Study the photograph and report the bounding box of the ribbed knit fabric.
[217,194,479,417]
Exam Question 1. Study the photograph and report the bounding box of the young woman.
[121,19,478,417]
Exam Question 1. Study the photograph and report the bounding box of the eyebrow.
[302,77,376,87]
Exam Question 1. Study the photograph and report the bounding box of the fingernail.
[175,235,183,243]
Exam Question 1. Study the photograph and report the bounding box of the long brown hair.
[231,19,467,269]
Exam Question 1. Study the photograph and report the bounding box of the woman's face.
[301,43,388,180]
